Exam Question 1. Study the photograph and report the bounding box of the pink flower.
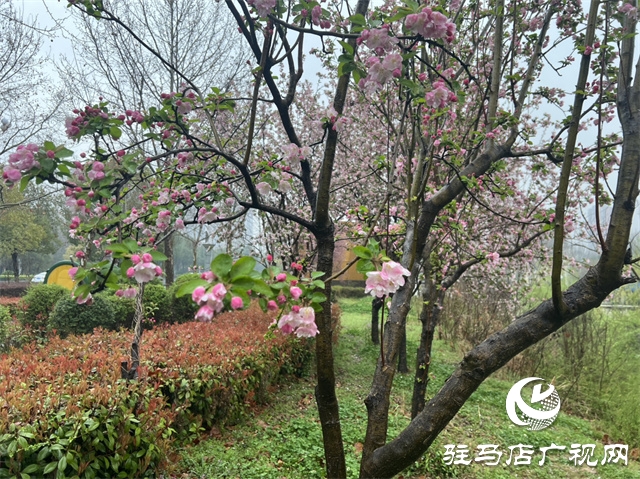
[277,306,319,337]
[486,252,500,264]
[381,261,411,289]
[231,296,244,310]
[256,181,272,195]
[192,286,207,304]
[131,254,141,265]
[266,254,273,263]
[619,2,638,18]
[3,167,22,182]
[267,300,278,311]
[123,287,137,298]
[365,271,393,298]
[127,267,135,278]
[132,260,160,283]
[68,267,78,279]
[364,261,411,298]
[247,0,275,17]
[195,304,214,322]
[290,286,303,300]
[75,293,93,305]
[276,273,287,282]
[201,271,215,282]
[211,282,227,300]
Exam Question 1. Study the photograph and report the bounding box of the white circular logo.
[506,377,561,431]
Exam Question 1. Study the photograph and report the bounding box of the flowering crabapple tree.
[6,0,640,478]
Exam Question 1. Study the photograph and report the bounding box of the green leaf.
[230,257,256,280]
[230,277,254,290]
[22,465,39,475]
[56,148,74,158]
[312,280,325,289]
[110,126,122,140]
[349,13,366,25]
[250,279,274,297]
[123,238,138,253]
[43,462,57,475]
[175,279,210,298]
[105,243,130,254]
[148,250,168,262]
[58,455,67,473]
[43,141,56,151]
[37,446,50,462]
[356,259,375,274]
[338,40,354,55]
[210,254,233,279]
[352,246,373,259]
[311,271,325,279]
[311,292,327,303]
[19,175,30,192]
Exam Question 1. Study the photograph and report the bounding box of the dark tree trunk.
[11,251,19,281]
[397,325,408,373]
[314,229,346,478]
[371,296,383,344]
[164,232,175,285]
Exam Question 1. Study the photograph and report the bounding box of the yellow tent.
[45,261,76,290]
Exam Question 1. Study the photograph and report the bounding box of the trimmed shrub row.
[15,277,201,340]
[0,307,312,478]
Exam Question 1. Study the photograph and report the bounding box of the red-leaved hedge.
[0,306,312,478]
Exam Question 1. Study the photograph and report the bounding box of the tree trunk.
[314,229,346,478]
[411,287,443,418]
[121,283,145,380]
[397,325,408,373]
[164,232,175,285]
[11,250,19,281]
[371,296,382,344]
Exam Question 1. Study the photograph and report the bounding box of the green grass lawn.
[172,297,640,478]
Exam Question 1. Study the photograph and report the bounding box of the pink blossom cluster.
[282,143,311,163]
[198,206,218,223]
[365,261,411,298]
[359,53,403,92]
[65,105,110,138]
[126,253,163,283]
[357,27,398,55]
[115,287,138,298]
[277,305,318,337]
[247,0,276,17]
[87,161,105,182]
[486,252,500,264]
[309,5,331,28]
[192,283,227,322]
[619,2,638,18]
[124,109,145,125]
[3,144,40,183]
[156,210,172,231]
[425,80,457,109]
[405,7,456,42]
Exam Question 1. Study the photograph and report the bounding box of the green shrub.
[98,292,136,329]
[49,294,116,337]
[18,284,69,337]
[143,283,171,324]
[332,285,366,299]
[168,273,201,323]
[0,308,312,477]
[0,306,9,352]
